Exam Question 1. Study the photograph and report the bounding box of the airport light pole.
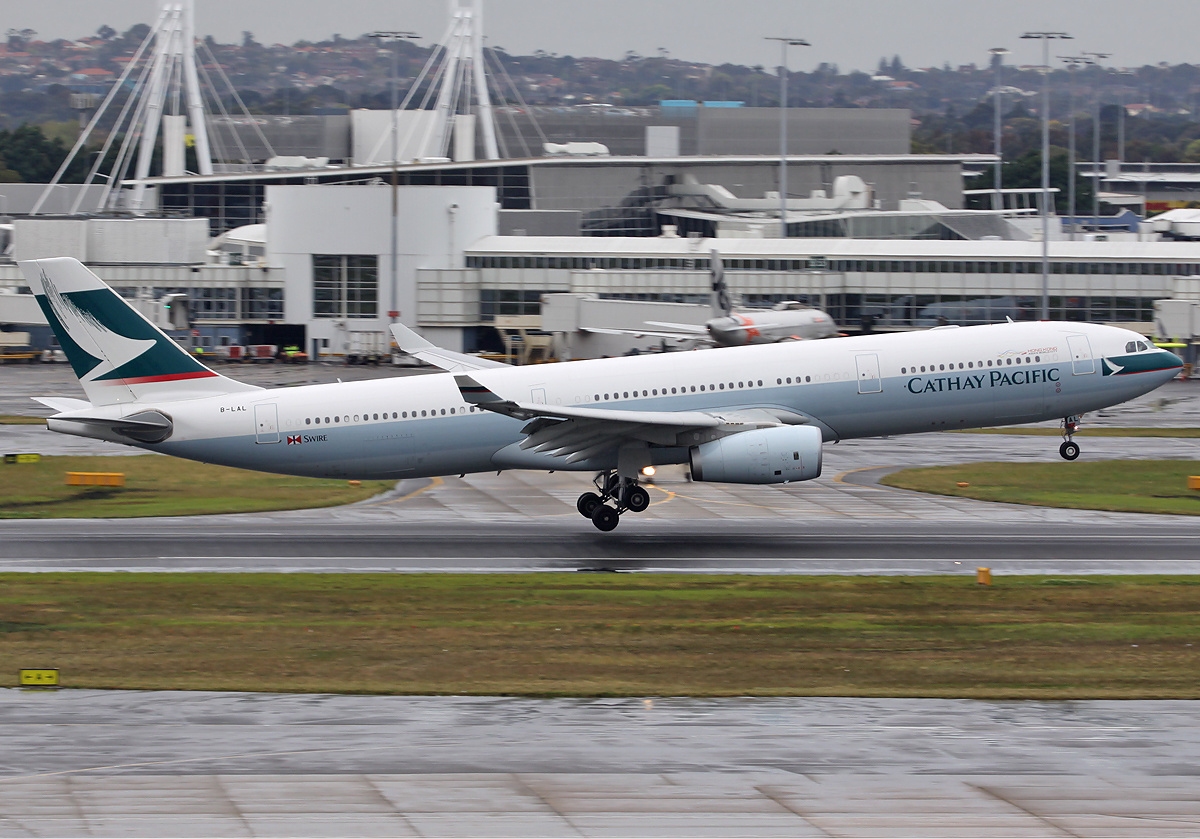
[766,37,810,238]
[1059,55,1093,241]
[1083,51,1112,225]
[989,48,1009,210]
[1022,31,1072,320]
[368,30,420,327]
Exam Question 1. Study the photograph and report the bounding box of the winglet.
[390,323,506,372]
[454,373,506,406]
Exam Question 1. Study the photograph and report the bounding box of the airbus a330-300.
[23,257,1182,531]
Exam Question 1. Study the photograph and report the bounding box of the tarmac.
[2,363,1199,836]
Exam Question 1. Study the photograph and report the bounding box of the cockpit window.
[1136,341,1148,351]
[1125,341,1137,353]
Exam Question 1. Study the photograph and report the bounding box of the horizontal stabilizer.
[32,396,91,413]
[390,323,506,372]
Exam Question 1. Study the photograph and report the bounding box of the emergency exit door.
[254,403,280,444]
[856,353,882,393]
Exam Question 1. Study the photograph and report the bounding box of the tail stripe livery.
[21,258,258,406]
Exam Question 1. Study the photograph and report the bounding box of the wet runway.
[2,428,1199,573]
[2,690,1199,837]
[3,367,1200,836]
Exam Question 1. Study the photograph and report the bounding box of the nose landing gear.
[1059,416,1081,461]
[576,470,652,531]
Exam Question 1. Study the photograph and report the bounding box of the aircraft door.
[1067,334,1095,375]
[254,403,280,444]
[855,353,882,393]
[531,387,547,404]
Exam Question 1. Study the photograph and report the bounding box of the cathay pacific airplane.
[22,257,1182,531]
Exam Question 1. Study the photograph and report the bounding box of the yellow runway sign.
[19,669,59,686]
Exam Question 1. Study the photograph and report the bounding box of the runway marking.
[647,485,676,508]
[832,465,891,485]
[363,476,443,508]
[0,744,409,783]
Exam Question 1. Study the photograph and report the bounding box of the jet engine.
[689,425,822,484]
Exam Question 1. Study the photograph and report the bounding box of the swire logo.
[286,435,303,445]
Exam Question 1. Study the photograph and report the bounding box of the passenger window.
[306,418,311,425]
[757,380,763,387]
[1035,357,1040,363]
[594,394,600,401]
[671,388,677,394]
[441,409,446,415]
[786,377,792,384]
[690,386,696,392]
[805,376,811,382]
[700,385,706,391]
[1006,358,1012,365]
[719,383,725,390]
[402,412,407,418]
[777,378,783,384]
[920,366,926,373]
[987,360,993,367]
[421,410,427,417]
[623,392,629,399]
[967,362,973,368]
[450,408,455,414]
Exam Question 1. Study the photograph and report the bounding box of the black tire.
[591,504,620,532]
[1060,441,1080,461]
[577,492,603,518]
[625,486,650,513]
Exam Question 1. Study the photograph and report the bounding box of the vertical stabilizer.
[710,249,732,318]
[20,257,259,406]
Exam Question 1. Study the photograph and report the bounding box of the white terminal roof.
[131,153,999,186]
[466,236,1200,262]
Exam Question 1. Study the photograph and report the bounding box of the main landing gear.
[576,470,651,532]
[1059,415,1081,461]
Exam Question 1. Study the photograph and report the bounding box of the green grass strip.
[952,427,1200,438]
[882,459,1200,516]
[1,573,1197,698]
[0,455,393,518]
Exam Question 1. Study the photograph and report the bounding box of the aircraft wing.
[390,323,507,372]
[455,374,786,463]
[580,326,704,343]
[643,321,709,335]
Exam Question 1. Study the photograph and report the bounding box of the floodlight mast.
[989,48,1010,210]
[1022,31,1072,321]
[1059,55,1095,241]
[765,37,810,238]
[368,31,421,326]
[1083,51,1112,223]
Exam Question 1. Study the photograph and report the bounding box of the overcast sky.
[13,1,1200,73]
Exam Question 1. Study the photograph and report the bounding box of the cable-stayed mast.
[32,0,262,216]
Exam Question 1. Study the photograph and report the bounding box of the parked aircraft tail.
[709,249,732,318]
[19,257,259,407]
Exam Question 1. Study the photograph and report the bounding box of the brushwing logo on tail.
[37,269,215,386]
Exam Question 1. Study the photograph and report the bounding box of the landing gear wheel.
[577,492,603,518]
[591,505,620,532]
[1059,441,1080,461]
[624,486,650,513]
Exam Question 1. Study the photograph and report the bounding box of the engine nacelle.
[689,425,822,484]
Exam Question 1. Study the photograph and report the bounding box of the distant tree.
[0,124,89,183]
[876,57,889,76]
[6,28,36,50]
[889,55,904,76]
[121,23,150,43]
[242,30,259,48]
[96,24,116,41]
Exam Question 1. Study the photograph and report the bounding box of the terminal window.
[313,255,378,318]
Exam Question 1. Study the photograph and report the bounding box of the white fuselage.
[53,321,1181,481]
